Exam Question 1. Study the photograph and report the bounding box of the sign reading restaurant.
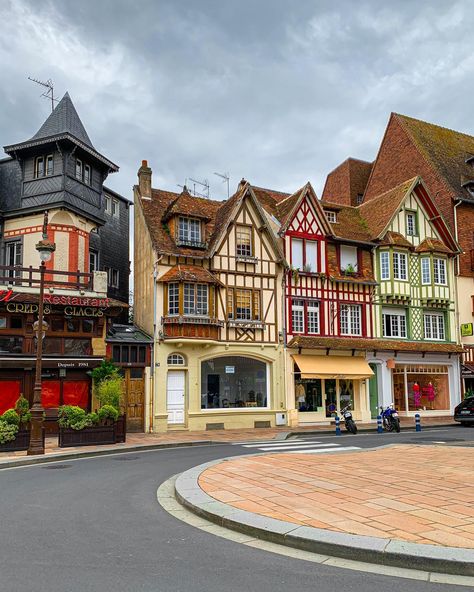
[43,295,110,308]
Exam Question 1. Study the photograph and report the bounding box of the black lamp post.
[27,211,56,456]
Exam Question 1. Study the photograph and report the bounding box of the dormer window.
[325,210,337,223]
[35,154,53,178]
[340,245,358,275]
[178,217,201,245]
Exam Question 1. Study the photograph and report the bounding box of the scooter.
[380,404,400,433]
[340,405,358,434]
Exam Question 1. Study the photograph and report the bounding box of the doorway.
[369,364,379,419]
[124,368,145,432]
[167,370,185,424]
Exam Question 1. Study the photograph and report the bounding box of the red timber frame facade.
[283,193,374,342]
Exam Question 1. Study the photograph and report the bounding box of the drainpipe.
[281,270,288,421]
[149,257,162,432]
[453,199,463,395]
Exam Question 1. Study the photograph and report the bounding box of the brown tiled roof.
[163,188,215,221]
[415,237,454,255]
[276,186,306,229]
[252,186,290,203]
[288,335,464,354]
[321,158,373,206]
[395,114,474,203]
[158,264,222,285]
[379,231,413,248]
[358,178,417,239]
[320,201,373,243]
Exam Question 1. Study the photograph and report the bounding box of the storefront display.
[393,365,450,411]
[201,356,268,409]
[294,379,322,412]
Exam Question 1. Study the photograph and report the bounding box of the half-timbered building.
[134,164,286,432]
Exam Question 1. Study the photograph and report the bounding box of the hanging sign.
[461,323,473,337]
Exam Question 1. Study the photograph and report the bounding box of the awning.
[292,354,374,380]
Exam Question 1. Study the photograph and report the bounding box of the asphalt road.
[0,425,473,592]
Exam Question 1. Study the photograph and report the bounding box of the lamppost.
[27,211,56,456]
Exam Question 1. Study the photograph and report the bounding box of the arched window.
[167,353,186,366]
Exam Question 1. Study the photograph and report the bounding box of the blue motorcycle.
[380,404,400,433]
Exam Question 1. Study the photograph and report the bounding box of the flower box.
[0,428,45,452]
[58,416,127,448]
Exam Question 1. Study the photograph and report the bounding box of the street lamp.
[27,211,56,456]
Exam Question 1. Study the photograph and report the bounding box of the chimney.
[138,160,152,200]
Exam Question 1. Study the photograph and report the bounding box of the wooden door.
[167,370,185,424]
[125,368,145,432]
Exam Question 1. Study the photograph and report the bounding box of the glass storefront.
[393,365,450,411]
[201,356,268,409]
[295,375,355,417]
[295,379,322,412]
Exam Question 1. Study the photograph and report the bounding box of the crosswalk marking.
[286,446,360,454]
[232,437,361,455]
[256,443,339,452]
[240,440,323,449]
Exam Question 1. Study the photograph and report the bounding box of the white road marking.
[286,446,361,454]
[257,443,340,451]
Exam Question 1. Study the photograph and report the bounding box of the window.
[307,300,320,334]
[184,283,208,315]
[382,308,407,338]
[105,267,119,288]
[340,304,362,336]
[291,299,304,333]
[112,198,119,217]
[84,164,91,185]
[112,345,147,364]
[168,283,179,315]
[178,217,201,244]
[236,225,252,257]
[325,210,337,223]
[393,252,407,280]
[5,241,22,268]
[356,193,363,205]
[424,312,445,341]
[46,155,53,176]
[168,353,185,366]
[406,212,417,236]
[35,156,45,178]
[201,356,268,409]
[421,257,431,284]
[227,288,234,319]
[433,258,447,285]
[34,154,53,178]
[227,289,260,321]
[89,251,98,273]
[75,159,83,180]
[305,241,318,272]
[236,289,252,320]
[105,195,112,214]
[291,238,303,270]
[380,251,390,280]
[340,245,358,273]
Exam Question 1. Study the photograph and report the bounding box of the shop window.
[340,304,361,336]
[433,258,447,285]
[393,365,450,411]
[424,312,445,341]
[168,353,185,366]
[393,252,407,280]
[82,319,94,333]
[380,251,390,280]
[406,211,417,236]
[421,257,431,284]
[41,381,60,408]
[201,356,268,409]
[236,225,252,257]
[0,337,23,354]
[382,308,407,338]
[10,317,23,329]
[66,318,80,332]
[63,381,89,408]
[42,338,63,355]
[295,378,322,412]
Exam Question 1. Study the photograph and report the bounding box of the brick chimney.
[138,160,152,200]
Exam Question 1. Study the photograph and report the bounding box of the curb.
[287,423,456,437]
[174,453,474,577]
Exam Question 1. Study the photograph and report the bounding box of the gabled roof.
[415,237,454,255]
[394,113,474,203]
[379,231,413,249]
[320,201,373,243]
[163,187,214,221]
[321,157,373,206]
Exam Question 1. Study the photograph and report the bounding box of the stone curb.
[288,422,456,437]
[174,451,474,577]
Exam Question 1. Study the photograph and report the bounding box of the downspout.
[149,256,162,432]
[453,199,463,396]
[281,269,288,421]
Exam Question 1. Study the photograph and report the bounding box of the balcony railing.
[162,315,224,327]
[175,238,207,249]
[0,265,93,291]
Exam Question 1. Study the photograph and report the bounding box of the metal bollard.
[377,415,383,434]
[415,413,421,432]
[335,415,341,436]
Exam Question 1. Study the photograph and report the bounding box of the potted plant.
[343,263,357,277]
[289,266,300,286]
[0,396,36,452]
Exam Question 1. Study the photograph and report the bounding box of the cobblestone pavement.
[198,444,474,548]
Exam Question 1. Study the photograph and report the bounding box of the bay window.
[393,252,407,280]
[380,251,390,280]
[424,312,445,341]
[168,283,179,315]
[184,283,208,315]
[340,304,362,336]
[433,258,447,285]
[382,308,407,338]
[421,258,431,284]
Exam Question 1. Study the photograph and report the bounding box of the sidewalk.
[0,415,455,465]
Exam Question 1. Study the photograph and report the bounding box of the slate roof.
[158,264,223,285]
[395,113,474,203]
[106,324,152,344]
[288,335,464,354]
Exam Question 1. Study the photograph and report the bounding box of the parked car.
[454,396,474,426]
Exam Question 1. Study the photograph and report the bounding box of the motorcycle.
[380,404,400,433]
[340,405,358,434]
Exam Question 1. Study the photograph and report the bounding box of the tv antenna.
[28,77,59,112]
[214,172,230,198]
[188,177,210,198]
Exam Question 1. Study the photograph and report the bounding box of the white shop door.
[167,371,185,424]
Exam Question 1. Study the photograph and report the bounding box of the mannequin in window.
[413,382,421,409]
[295,382,306,411]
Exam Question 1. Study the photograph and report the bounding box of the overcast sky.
[1,0,473,202]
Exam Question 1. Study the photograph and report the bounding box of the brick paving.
[198,444,474,548]
[0,415,454,462]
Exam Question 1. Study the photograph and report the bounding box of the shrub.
[0,409,20,427]
[97,405,119,423]
[88,412,99,426]
[58,406,95,431]
[0,420,18,444]
[96,375,124,410]
[15,396,31,425]
[91,359,119,386]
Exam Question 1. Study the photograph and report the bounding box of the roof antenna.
[188,177,210,198]
[214,172,230,198]
[28,77,59,112]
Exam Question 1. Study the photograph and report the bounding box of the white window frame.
[167,353,186,366]
[307,300,320,334]
[89,250,98,273]
[382,307,407,338]
[340,245,358,273]
[380,251,390,280]
[178,217,201,243]
[340,304,362,336]
[84,164,91,185]
[105,195,112,214]
[112,198,119,218]
[168,283,179,315]
[393,251,408,281]
[75,159,83,180]
[236,225,252,257]
[325,210,337,223]
[421,257,431,285]
[291,238,303,270]
[424,312,445,341]
[292,299,304,333]
[433,257,447,286]
[304,241,318,273]
[406,211,417,236]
